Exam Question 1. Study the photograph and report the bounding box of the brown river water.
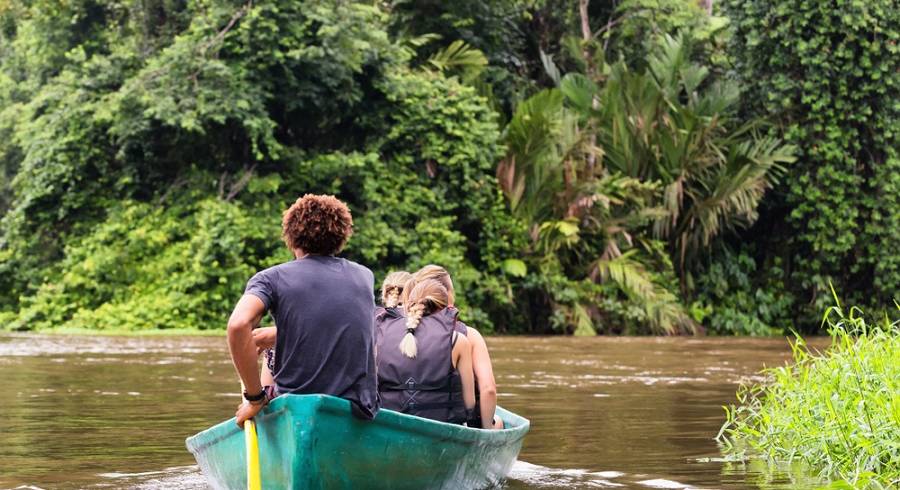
[0,334,828,489]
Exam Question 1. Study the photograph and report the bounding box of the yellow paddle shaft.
[244,419,262,490]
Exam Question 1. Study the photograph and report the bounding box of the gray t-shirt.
[244,255,379,419]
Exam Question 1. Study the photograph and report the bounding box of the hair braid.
[399,279,449,359]
[399,302,426,358]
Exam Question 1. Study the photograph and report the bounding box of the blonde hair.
[400,264,456,307]
[381,271,412,308]
[399,279,450,358]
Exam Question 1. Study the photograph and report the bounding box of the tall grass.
[717,298,900,489]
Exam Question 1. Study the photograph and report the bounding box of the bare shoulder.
[465,326,488,348]
[453,331,471,350]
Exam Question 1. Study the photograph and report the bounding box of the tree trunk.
[578,0,591,41]
[578,0,599,176]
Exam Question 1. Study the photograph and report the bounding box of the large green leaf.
[501,258,528,278]
[560,73,598,114]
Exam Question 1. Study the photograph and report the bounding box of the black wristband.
[243,389,266,402]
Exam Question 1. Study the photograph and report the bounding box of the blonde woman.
[376,279,476,424]
[404,265,504,430]
[255,270,413,386]
[373,270,412,346]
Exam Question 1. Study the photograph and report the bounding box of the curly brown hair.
[282,194,353,255]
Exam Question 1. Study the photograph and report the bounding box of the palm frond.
[592,251,696,334]
[427,40,487,83]
[539,49,561,86]
[674,136,796,265]
[559,73,599,114]
[571,302,596,336]
[499,89,566,222]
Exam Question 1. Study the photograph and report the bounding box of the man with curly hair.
[227,194,379,426]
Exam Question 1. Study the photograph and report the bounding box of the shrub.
[718,300,900,488]
[10,198,283,331]
[694,247,794,336]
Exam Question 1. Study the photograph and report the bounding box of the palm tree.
[565,34,796,284]
[498,85,693,334]
[497,33,794,334]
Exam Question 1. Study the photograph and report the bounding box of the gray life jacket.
[376,308,468,424]
[374,306,403,347]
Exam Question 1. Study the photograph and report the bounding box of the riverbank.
[4,326,226,337]
[5,326,809,340]
[718,304,900,488]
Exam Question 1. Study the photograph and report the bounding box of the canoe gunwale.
[186,405,288,454]
[320,399,528,447]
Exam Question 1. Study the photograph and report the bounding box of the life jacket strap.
[402,400,462,411]
[379,378,456,392]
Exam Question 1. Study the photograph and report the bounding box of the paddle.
[244,418,262,490]
[240,377,263,490]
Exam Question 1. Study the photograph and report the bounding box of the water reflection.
[0,334,826,489]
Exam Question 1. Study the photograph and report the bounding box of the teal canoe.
[186,394,529,489]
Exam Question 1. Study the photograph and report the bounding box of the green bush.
[0,1,524,333]
[0,0,404,303]
[11,197,283,331]
[718,302,900,488]
[694,248,794,336]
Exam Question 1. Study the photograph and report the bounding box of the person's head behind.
[381,271,412,308]
[399,278,450,359]
[282,194,353,256]
[402,264,456,307]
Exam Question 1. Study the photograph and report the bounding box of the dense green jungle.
[0,0,897,335]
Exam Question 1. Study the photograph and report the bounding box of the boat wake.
[86,461,698,489]
[506,461,626,488]
[94,465,207,489]
[93,463,623,489]
[506,462,702,489]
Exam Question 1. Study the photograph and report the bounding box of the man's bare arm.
[227,294,267,396]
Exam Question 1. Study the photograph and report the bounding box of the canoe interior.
[186,394,530,490]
